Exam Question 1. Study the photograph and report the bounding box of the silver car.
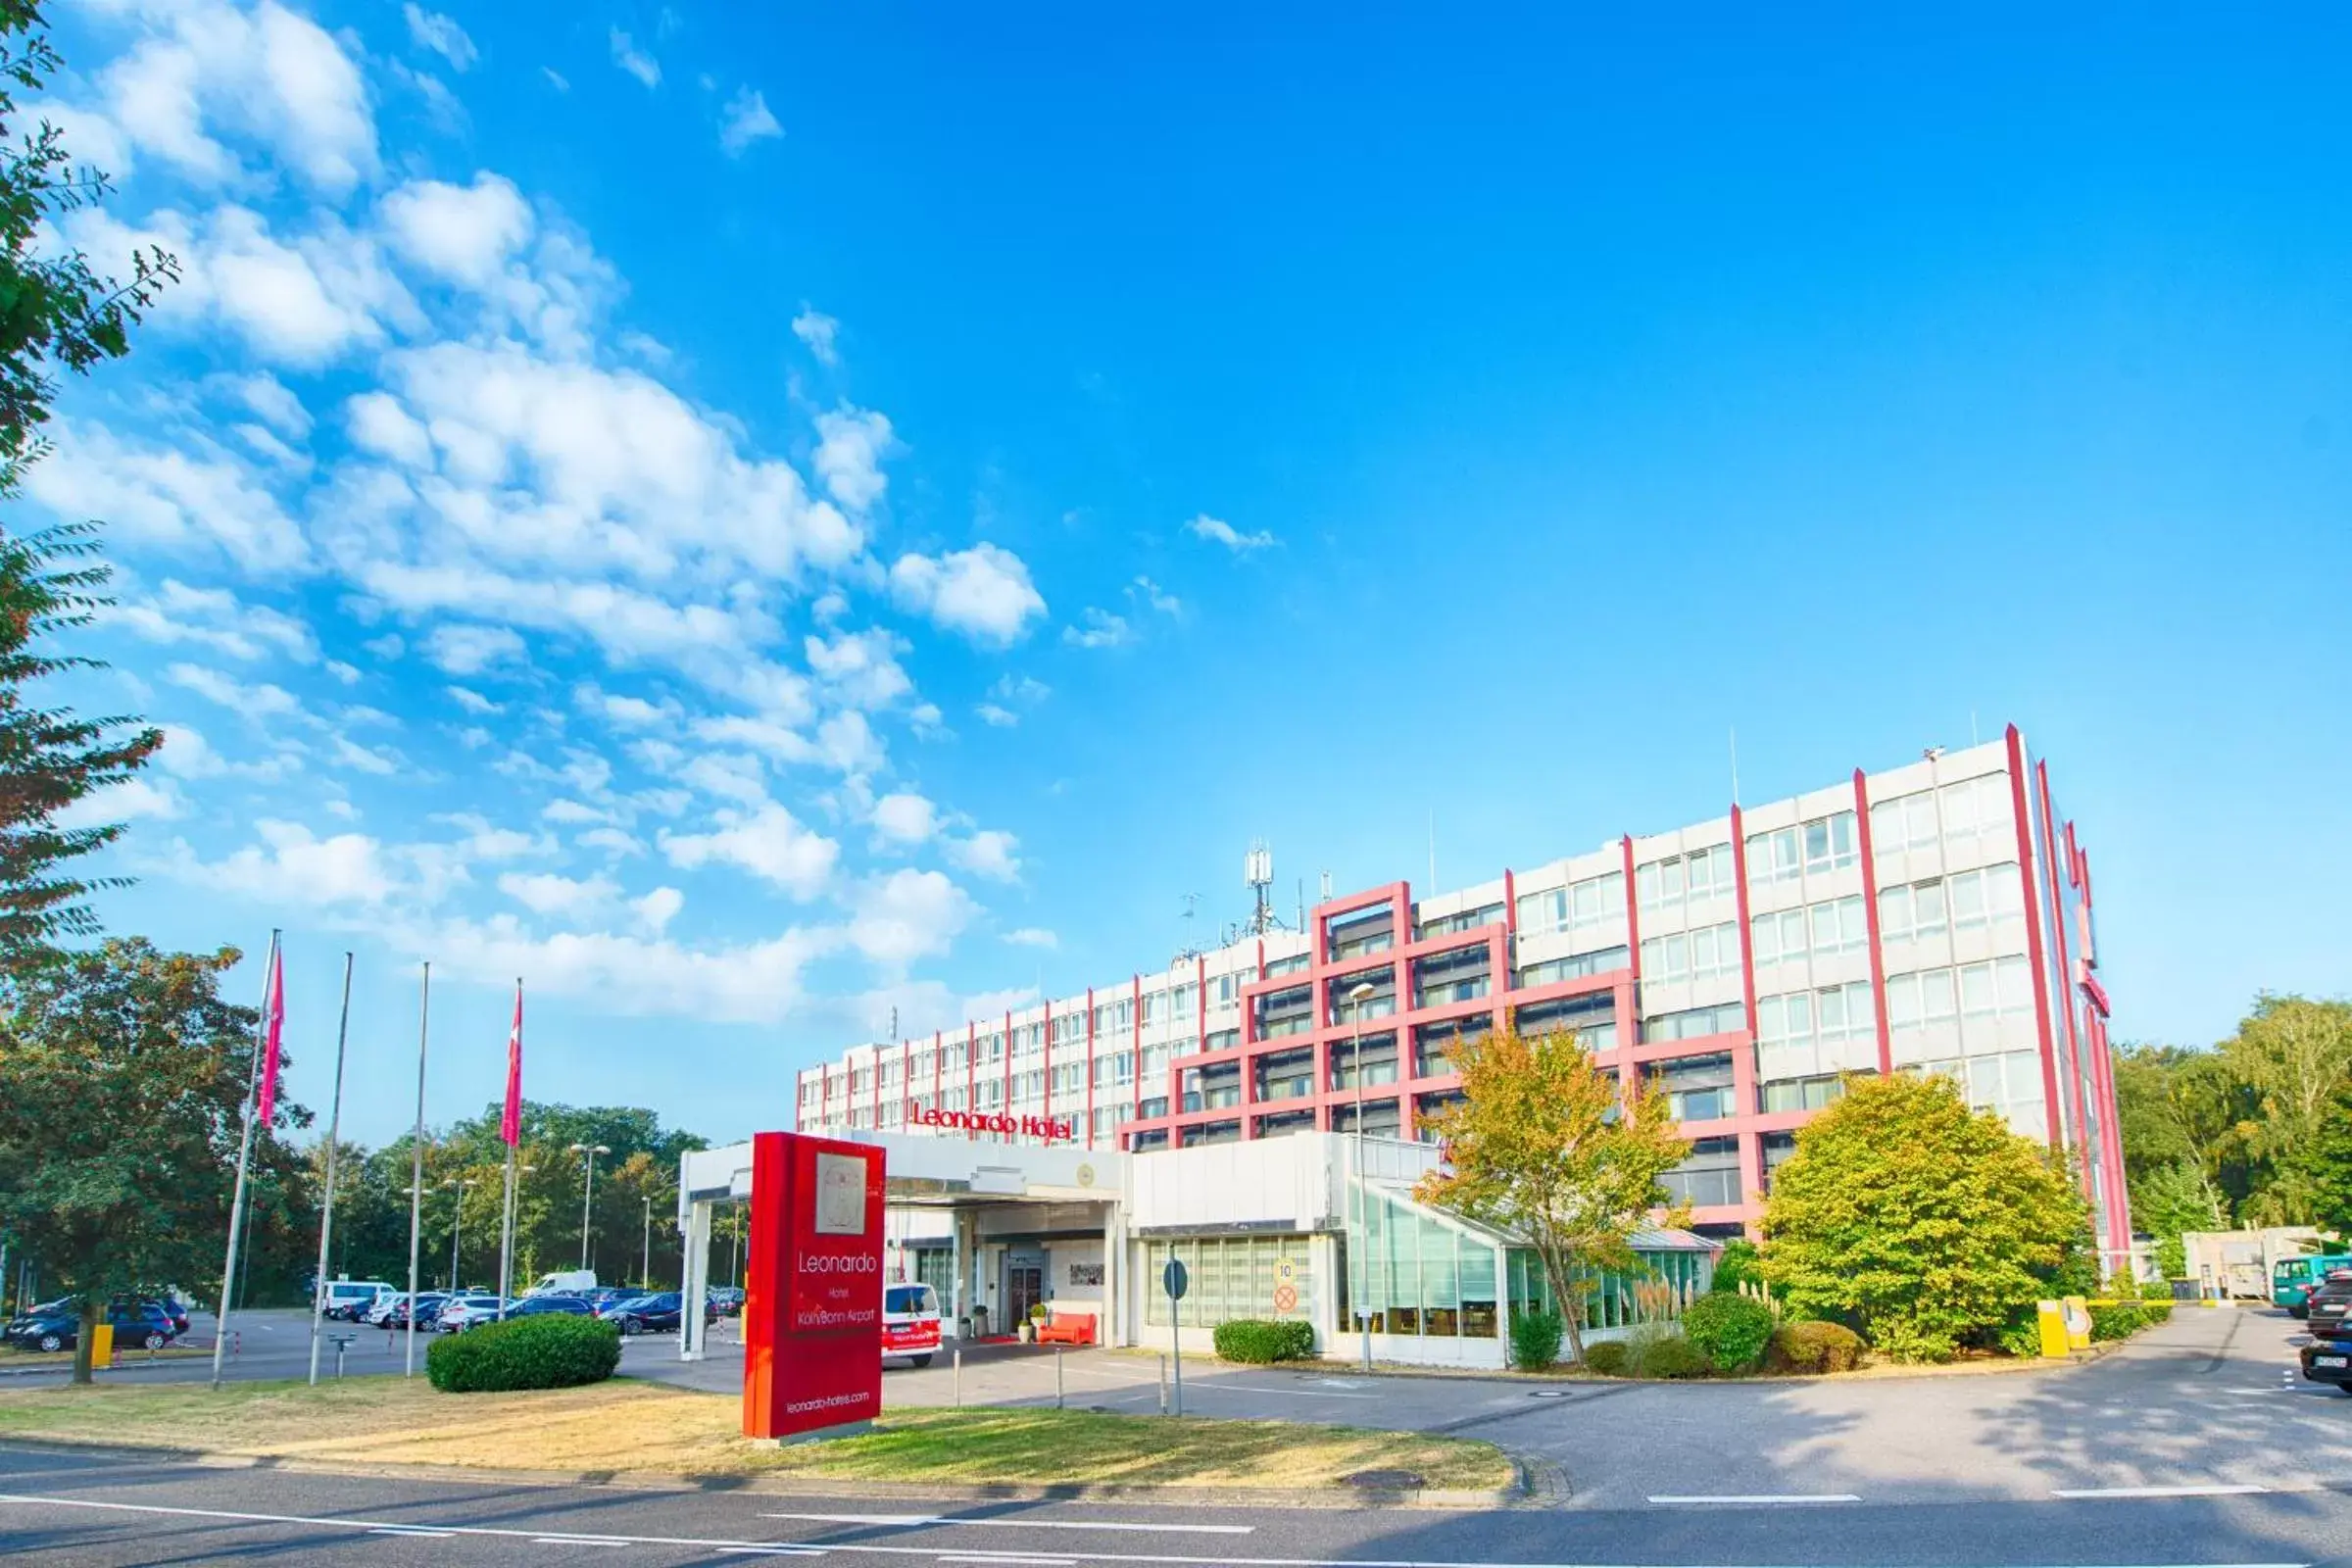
[434,1293,506,1333]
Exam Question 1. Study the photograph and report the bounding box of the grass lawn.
[0,1377,1513,1493]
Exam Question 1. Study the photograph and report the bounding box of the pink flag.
[254,946,285,1127]
[501,981,523,1148]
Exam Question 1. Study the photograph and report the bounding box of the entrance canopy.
[680,1131,1127,1214]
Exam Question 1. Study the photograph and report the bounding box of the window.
[1755,981,1876,1059]
[1416,903,1503,940]
[1661,1137,1743,1207]
[1642,1001,1746,1043]
[1414,1014,1491,1076]
[1344,1187,1499,1340]
[1649,1053,1738,1122]
[1746,811,1857,887]
[1265,954,1310,978]
[1886,956,2034,1061]
[1330,1033,1398,1090]
[1141,991,1166,1026]
[1636,843,1737,911]
[1514,870,1625,942]
[1759,1072,1846,1113]
[1412,946,1491,1006]
[1881,863,2025,943]
[1328,904,1396,960]
[1640,921,1740,984]
[1873,775,2016,866]
[1907,1049,2046,1136]
[1147,1235,1316,1331]
[1750,896,1868,965]
[1514,946,1629,988]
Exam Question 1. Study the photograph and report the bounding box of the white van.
[526,1269,596,1297]
[318,1280,393,1319]
[881,1283,941,1367]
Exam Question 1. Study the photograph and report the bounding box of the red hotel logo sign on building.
[743,1130,886,1442]
[910,1104,1075,1143]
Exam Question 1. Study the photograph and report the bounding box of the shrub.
[1211,1318,1315,1364]
[1710,1239,1764,1295]
[1995,1314,2044,1358]
[426,1313,619,1394]
[1582,1340,1629,1375]
[1508,1308,1564,1370]
[2138,1278,2175,1302]
[1635,1334,1710,1379]
[2088,1302,2159,1342]
[1681,1293,1776,1374]
[1764,1319,1864,1374]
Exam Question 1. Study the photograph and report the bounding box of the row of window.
[1641,922,1741,984]
[1872,773,2014,863]
[1636,843,1738,912]
[1515,869,1627,940]
[1880,863,2026,944]
[1747,809,1859,885]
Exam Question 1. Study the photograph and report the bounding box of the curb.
[0,1434,1528,1512]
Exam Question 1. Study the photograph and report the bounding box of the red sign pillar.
[743,1130,886,1441]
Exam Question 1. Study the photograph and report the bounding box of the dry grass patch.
[0,1377,1511,1493]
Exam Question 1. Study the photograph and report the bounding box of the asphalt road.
[2,1440,2349,1567]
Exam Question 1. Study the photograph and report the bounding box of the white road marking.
[0,1491,2318,1568]
[933,1557,1079,1567]
[766,1513,1254,1536]
[2050,1484,2271,1499]
[368,1526,456,1537]
[1186,1384,1382,1399]
[1645,1494,1862,1506]
[534,1537,628,1546]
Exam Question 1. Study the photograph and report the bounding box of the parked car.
[506,1295,594,1319]
[2299,1319,2352,1394]
[383,1294,448,1331]
[435,1294,507,1333]
[4,1300,178,1353]
[2274,1254,2352,1317]
[2303,1273,2352,1334]
[707,1287,745,1317]
[318,1280,394,1321]
[146,1296,191,1339]
[526,1269,597,1296]
[606,1292,693,1336]
[583,1287,641,1317]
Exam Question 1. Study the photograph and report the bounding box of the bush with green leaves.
[1508,1307,1564,1370]
[1763,1319,1864,1374]
[1581,1340,1629,1375]
[1211,1318,1315,1363]
[2088,1300,2170,1342]
[1634,1333,1710,1379]
[1710,1239,1764,1295]
[1681,1292,1776,1373]
[1996,1314,2044,1358]
[425,1313,620,1393]
[1760,1075,2088,1362]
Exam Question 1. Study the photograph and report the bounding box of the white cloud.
[447,685,502,715]
[404,4,478,71]
[870,791,936,846]
[577,826,646,858]
[541,67,569,92]
[634,885,684,933]
[889,544,1046,646]
[422,622,526,676]
[109,580,318,663]
[791,306,839,367]
[975,703,1018,728]
[324,661,362,685]
[330,734,402,775]
[805,628,909,710]
[153,721,292,781]
[815,710,883,775]
[215,371,311,438]
[166,818,415,907]
[660,802,839,899]
[718,85,782,156]
[1132,575,1181,615]
[1185,513,1276,552]
[948,828,1021,883]
[1004,926,1057,951]
[55,776,184,830]
[676,750,767,806]
[346,391,434,466]
[379,172,535,289]
[27,417,308,572]
[96,0,380,194]
[575,684,678,729]
[1063,607,1131,650]
[434,811,550,859]
[847,868,974,967]
[812,406,896,513]
[610,26,661,88]
[165,661,299,717]
[690,713,814,763]
[498,868,620,920]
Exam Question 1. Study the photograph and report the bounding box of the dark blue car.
[509,1296,594,1319]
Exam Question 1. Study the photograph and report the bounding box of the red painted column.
[1620,837,1642,985]
[1396,880,1417,1143]
[1851,770,1893,1077]
[1084,986,1096,1151]
[1619,839,1644,1111]
[2036,761,2093,1195]
[2005,726,2065,1150]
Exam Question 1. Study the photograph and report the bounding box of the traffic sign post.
[1162,1257,1189,1417]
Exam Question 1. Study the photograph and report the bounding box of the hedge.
[1681,1293,1777,1373]
[1635,1334,1711,1379]
[1211,1318,1315,1363]
[426,1313,621,1393]
[1581,1340,1629,1375]
[1764,1319,1864,1374]
[2088,1299,2172,1342]
[1508,1308,1564,1370]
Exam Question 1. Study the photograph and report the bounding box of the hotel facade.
[792,724,2130,1274]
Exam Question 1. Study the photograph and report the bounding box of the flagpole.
[405,961,430,1377]
[211,930,279,1391]
[497,977,523,1319]
[499,1143,517,1316]
[307,953,357,1386]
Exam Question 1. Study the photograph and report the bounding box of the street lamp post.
[442,1178,469,1291]
[570,1144,611,1272]
[1345,980,1378,1374]
[641,1197,652,1290]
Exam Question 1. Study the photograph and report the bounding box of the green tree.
[0,940,307,1382]
[2220,995,2352,1224]
[1759,1073,2087,1362]
[2113,1042,2267,1224]
[2133,1158,2226,1278]
[1414,1027,1691,1361]
[2308,1080,2352,1248]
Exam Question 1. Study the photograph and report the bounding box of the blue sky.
[30,2,2351,1148]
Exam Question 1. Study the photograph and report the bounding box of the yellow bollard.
[2035,1300,2070,1358]
[2062,1296,2091,1351]
[88,1322,114,1365]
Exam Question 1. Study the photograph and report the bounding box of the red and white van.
[881,1283,942,1367]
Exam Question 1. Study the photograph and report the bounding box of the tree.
[0,0,177,483]
[2112,1043,2266,1226]
[2133,1158,2225,1278]
[2220,995,2352,1224]
[0,940,308,1382]
[1414,1027,1690,1361]
[1759,1074,2088,1362]
[0,0,173,968]
[2308,1080,2352,1248]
